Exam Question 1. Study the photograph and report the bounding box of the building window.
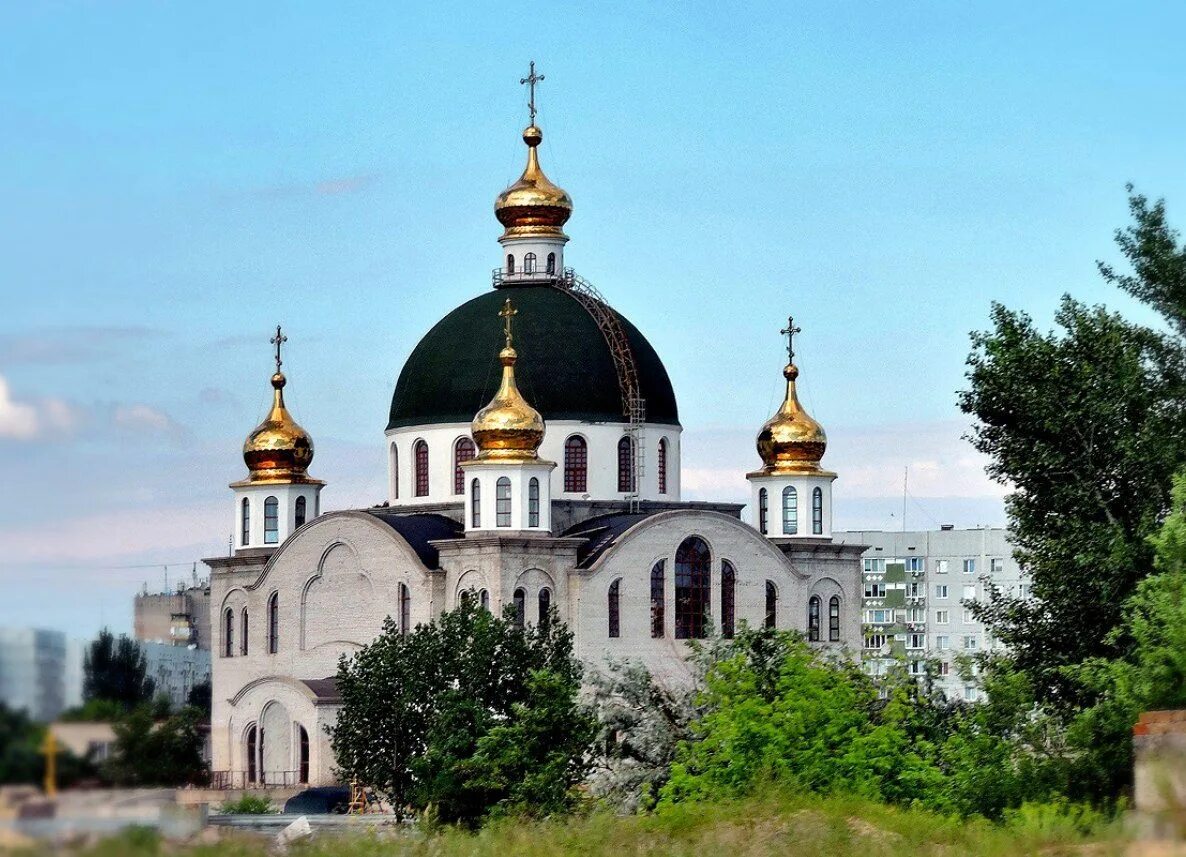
[390,443,398,499]
[546,252,556,274]
[538,588,551,627]
[241,498,250,546]
[865,633,887,650]
[807,595,821,641]
[650,560,665,638]
[963,584,977,600]
[829,596,841,642]
[479,589,490,611]
[246,724,258,783]
[758,488,768,534]
[399,583,411,635]
[908,633,925,649]
[471,479,481,528]
[863,558,886,574]
[617,436,634,493]
[506,253,515,274]
[864,582,886,598]
[656,438,668,495]
[935,585,949,599]
[513,587,526,629]
[267,592,279,654]
[721,561,736,639]
[496,477,512,527]
[240,608,249,655]
[935,609,949,624]
[563,435,587,493]
[936,559,949,574]
[812,487,823,534]
[528,478,540,527]
[264,496,279,544]
[964,635,979,651]
[782,486,798,535]
[524,252,537,273]
[936,634,951,651]
[454,438,476,495]
[414,440,429,497]
[939,661,951,676]
[675,537,710,639]
[905,556,923,571]
[964,685,979,702]
[608,579,621,638]
[765,581,777,628]
[224,608,234,658]
[990,557,1004,574]
[298,725,310,784]
[963,558,976,574]
[294,496,307,529]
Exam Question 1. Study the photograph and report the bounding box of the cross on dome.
[499,298,518,348]
[270,325,287,373]
[780,315,802,365]
[520,61,544,123]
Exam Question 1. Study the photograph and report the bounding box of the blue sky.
[1,2,1184,638]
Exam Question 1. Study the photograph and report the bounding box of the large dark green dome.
[388,285,679,430]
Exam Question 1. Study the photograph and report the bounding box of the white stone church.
[205,94,864,788]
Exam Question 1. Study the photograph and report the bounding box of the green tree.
[83,630,155,710]
[103,705,206,787]
[0,703,42,785]
[330,598,592,825]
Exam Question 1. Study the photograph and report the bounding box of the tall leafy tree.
[83,629,155,709]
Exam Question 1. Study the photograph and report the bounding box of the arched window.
[298,725,310,784]
[617,436,634,493]
[241,498,250,546]
[506,253,515,274]
[524,252,537,273]
[294,496,307,529]
[812,487,824,535]
[765,581,777,629]
[513,587,526,629]
[546,252,556,274]
[399,583,411,636]
[267,592,279,654]
[650,560,665,638]
[454,437,476,495]
[246,724,258,784]
[240,608,249,655]
[808,595,821,642]
[564,435,587,493]
[264,496,279,544]
[390,443,398,499]
[758,488,768,535]
[496,477,512,527]
[224,608,235,657]
[675,537,711,639]
[608,578,621,638]
[479,589,490,611]
[471,478,481,528]
[829,595,841,642]
[538,588,551,628]
[782,486,798,535]
[528,478,540,528]
[721,561,736,639]
[413,440,429,497]
[657,438,668,495]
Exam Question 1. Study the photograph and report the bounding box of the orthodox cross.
[270,325,287,372]
[499,298,518,347]
[780,315,802,364]
[520,61,544,123]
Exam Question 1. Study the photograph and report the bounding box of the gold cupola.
[238,327,318,484]
[753,318,832,476]
[494,123,573,240]
[471,299,545,460]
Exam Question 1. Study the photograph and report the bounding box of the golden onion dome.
[241,372,316,482]
[755,363,829,474]
[471,299,545,460]
[494,125,573,239]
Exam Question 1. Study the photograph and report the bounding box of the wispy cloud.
[0,326,157,365]
[0,373,83,440]
[0,374,39,439]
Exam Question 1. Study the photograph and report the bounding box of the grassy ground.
[46,793,1128,857]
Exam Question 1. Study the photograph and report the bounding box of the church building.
[205,76,864,788]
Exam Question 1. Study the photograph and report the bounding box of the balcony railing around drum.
[209,769,305,790]
[491,266,564,287]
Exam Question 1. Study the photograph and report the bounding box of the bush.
[218,794,276,815]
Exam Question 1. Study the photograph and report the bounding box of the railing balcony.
[209,770,306,790]
[492,266,570,287]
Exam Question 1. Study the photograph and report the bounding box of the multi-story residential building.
[134,576,212,651]
[141,641,211,709]
[834,527,1027,701]
[0,628,84,721]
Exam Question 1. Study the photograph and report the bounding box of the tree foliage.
[83,629,155,710]
[103,705,206,787]
[330,598,593,825]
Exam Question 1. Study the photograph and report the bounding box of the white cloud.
[112,403,182,436]
[0,374,41,439]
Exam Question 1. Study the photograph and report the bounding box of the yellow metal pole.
[41,729,57,798]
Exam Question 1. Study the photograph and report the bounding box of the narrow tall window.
[471,478,481,528]
[564,436,587,492]
[546,252,556,274]
[782,486,798,535]
[524,252,537,273]
[812,487,824,535]
[808,595,821,641]
[758,488,768,535]
[513,587,526,629]
[675,536,711,639]
[617,436,634,493]
[414,440,429,497]
[650,560,665,638]
[241,498,250,546]
[657,438,668,495]
[246,725,258,784]
[538,588,551,628]
[454,438,475,495]
[829,595,841,642]
[267,592,279,654]
[298,726,310,784]
[240,608,249,656]
[721,561,736,639]
[224,608,235,657]
[399,583,411,635]
[496,477,512,527]
[264,496,279,544]
[528,478,540,527]
[479,589,490,611]
[608,578,621,638]
[390,443,399,499]
[506,253,515,274]
[294,496,307,528]
[765,581,777,629]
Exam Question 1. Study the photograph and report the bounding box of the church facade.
[205,100,864,789]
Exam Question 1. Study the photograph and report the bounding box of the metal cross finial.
[270,325,287,372]
[780,315,802,364]
[499,298,518,348]
[520,61,545,123]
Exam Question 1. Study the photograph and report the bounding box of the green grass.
[49,793,1128,857]
[216,794,276,815]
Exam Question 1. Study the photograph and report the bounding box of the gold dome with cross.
[754,316,831,475]
[471,299,546,461]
